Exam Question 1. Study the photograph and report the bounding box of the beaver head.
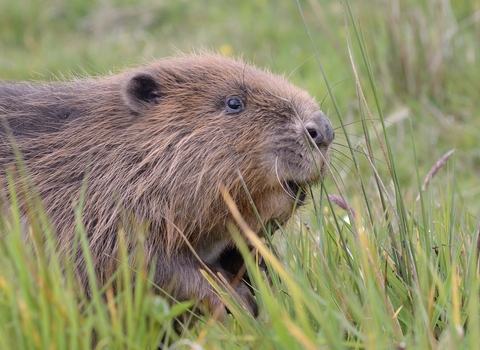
[119,54,333,252]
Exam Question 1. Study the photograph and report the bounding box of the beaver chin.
[274,149,329,207]
[282,160,327,206]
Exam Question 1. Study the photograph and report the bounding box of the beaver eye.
[226,97,244,114]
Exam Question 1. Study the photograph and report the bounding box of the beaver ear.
[123,72,162,111]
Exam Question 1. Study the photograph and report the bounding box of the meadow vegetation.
[0,0,479,349]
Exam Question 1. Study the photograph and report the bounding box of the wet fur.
[0,53,332,315]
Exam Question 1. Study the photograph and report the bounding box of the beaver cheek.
[256,191,296,228]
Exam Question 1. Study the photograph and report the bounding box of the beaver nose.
[305,114,334,148]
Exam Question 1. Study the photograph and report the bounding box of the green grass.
[1,0,479,349]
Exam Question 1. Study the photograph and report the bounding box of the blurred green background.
[1,0,479,211]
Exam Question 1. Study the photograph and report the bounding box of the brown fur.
[0,53,333,316]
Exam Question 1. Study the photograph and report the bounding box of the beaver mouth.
[285,180,308,205]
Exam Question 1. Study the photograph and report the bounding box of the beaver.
[0,53,334,317]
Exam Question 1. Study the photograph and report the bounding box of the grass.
[0,0,479,349]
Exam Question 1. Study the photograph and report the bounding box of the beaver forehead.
[146,54,319,120]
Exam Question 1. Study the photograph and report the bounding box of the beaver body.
[0,53,333,315]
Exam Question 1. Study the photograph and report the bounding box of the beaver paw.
[232,280,258,317]
[199,277,257,318]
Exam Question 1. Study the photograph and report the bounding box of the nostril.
[305,112,334,147]
[305,120,334,147]
[307,127,320,141]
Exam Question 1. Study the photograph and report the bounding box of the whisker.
[333,132,368,139]
[319,79,352,107]
[328,161,369,196]
[288,55,314,81]
[284,159,304,202]
[329,157,357,176]
[329,147,355,161]
[330,145,388,166]
[333,118,395,130]
[274,156,296,201]
[325,163,380,218]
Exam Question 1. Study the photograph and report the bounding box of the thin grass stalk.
[347,0,421,292]
[296,0,377,234]
[345,19,394,235]
[344,18,392,242]
[467,228,480,349]
[409,119,433,263]
[221,188,351,348]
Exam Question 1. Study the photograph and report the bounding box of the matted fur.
[0,53,333,315]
